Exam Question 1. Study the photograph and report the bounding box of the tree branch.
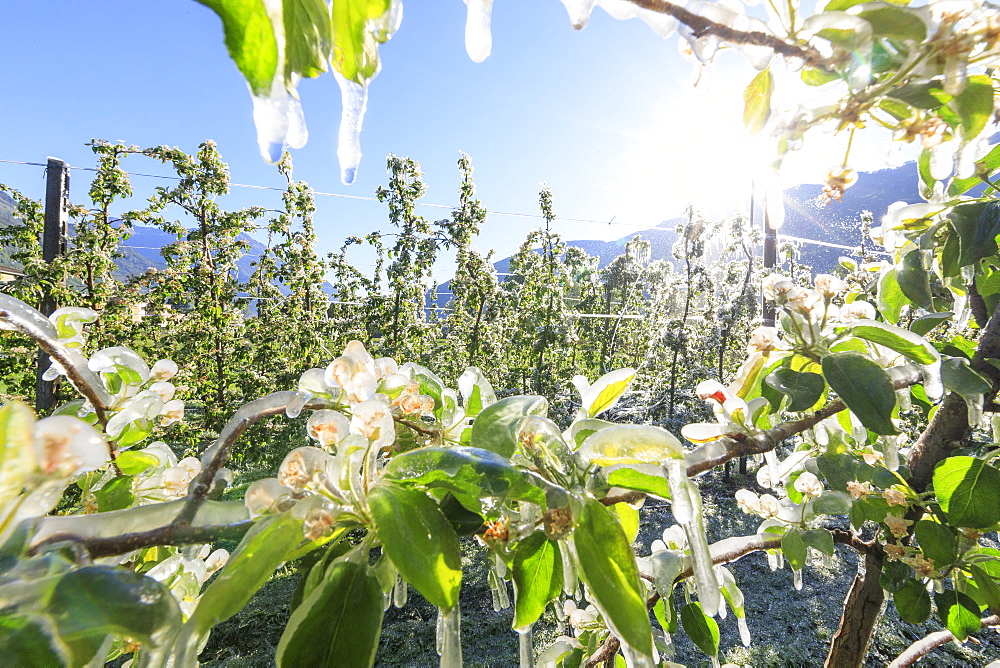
[30,521,253,559]
[626,0,830,69]
[888,615,1000,667]
[685,364,923,477]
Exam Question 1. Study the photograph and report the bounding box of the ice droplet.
[665,458,693,523]
[284,390,312,418]
[793,568,803,590]
[559,0,597,29]
[738,616,752,646]
[251,86,308,164]
[896,388,911,411]
[334,71,369,185]
[965,394,985,428]
[680,480,721,617]
[517,626,533,668]
[463,0,494,63]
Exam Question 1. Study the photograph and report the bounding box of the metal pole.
[35,157,69,413]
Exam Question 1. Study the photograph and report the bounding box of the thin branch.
[685,364,923,477]
[173,392,328,527]
[626,0,830,69]
[599,491,647,507]
[30,521,253,559]
[888,615,1000,667]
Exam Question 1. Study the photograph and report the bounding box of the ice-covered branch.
[685,364,923,477]
[31,520,253,559]
[173,392,328,527]
[888,615,1000,667]
[626,0,829,68]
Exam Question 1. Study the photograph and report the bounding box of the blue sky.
[0,1,905,274]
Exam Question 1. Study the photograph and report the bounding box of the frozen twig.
[888,615,1000,667]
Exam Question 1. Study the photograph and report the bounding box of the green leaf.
[857,6,926,42]
[910,312,953,337]
[572,498,653,658]
[950,201,1000,267]
[850,320,940,365]
[331,0,392,83]
[470,396,548,459]
[897,249,933,310]
[114,450,159,476]
[764,368,825,412]
[822,353,899,435]
[950,144,1000,196]
[680,602,720,658]
[743,68,773,135]
[283,0,331,80]
[969,564,1000,616]
[782,528,807,571]
[606,468,671,499]
[895,579,932,624]
[49,566,180,643]
[369,484,461,610]
[825,0,910,9]
[276,555,383,668]
[914,520,957,569]
[579,424,684,466]
[941,357,992,400]
[802,68,839,86]
[584,368,636,417]
[188,512,303,635]
[881,560,911,593]
[195,0,278,96]
[95,475,135,512]
[933,456,1000,529]
[951,75,995,139]
[877,267,907,324]
[381,445,545,506]
[801,529,835,557]
[609,502,640,544]
[438,492,485,536]
[935,590,982,640]
[812,490,853,515]
[0,615,70,667]
[512,533,562,629]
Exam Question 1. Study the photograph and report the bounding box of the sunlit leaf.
[935,590,981,640]
[369,483,461,610]
[606,467,671,499]
[512,533,562,629]
[680,602,719,659]
[195,0,278,96]
[933,456,1000,529]
[822,353,899,435]
[743,68,773,135]
[850,320,939,365]
[895,579,931,624]
[470,396,547,458]
[914,520,957,569]
[765,368,825,412]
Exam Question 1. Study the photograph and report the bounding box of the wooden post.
[762,189,777,328]
[35,157,70,413]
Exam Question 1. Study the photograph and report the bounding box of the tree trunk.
[825,544,885,667]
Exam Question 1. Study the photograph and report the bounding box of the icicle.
[284,390,312,418]
[517,626,533,668]
[437,605,463,667]
[559,0,597,29]
[824,552,835,568]
[680,480,721,617]
[394,573,408,608]
[620,641,656,668]
[334,71,369,185]
[560,541,577,596]
[793,568,803,591]
[488,568,510,611]
[738,617,752,646]
[991,414,1000,444]
[383,589,392,611]
[896,388,911,411]
[710,656,722,668]
[665,458,693,523]
[763,450,780,490]
[920,361,944,403]
[930,139,957,182]
[463,0,494,63]
[965,395,985,428]
[944,54,968,96]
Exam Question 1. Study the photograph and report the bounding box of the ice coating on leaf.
[560,0,597,29]
[647,549,686,598]
[105,390,164,437]
[89,346,150,383]
[802,12,872,89]
[580,424,683,466]
[393,573,408,608]
[49,307,98,349]
[665,458,693,523]
[680,481,721,617]
[965,394,985,428]
[792,568,803,590]
[0,293,58,339]
[334,71,369,185]
[463,0,494,63]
